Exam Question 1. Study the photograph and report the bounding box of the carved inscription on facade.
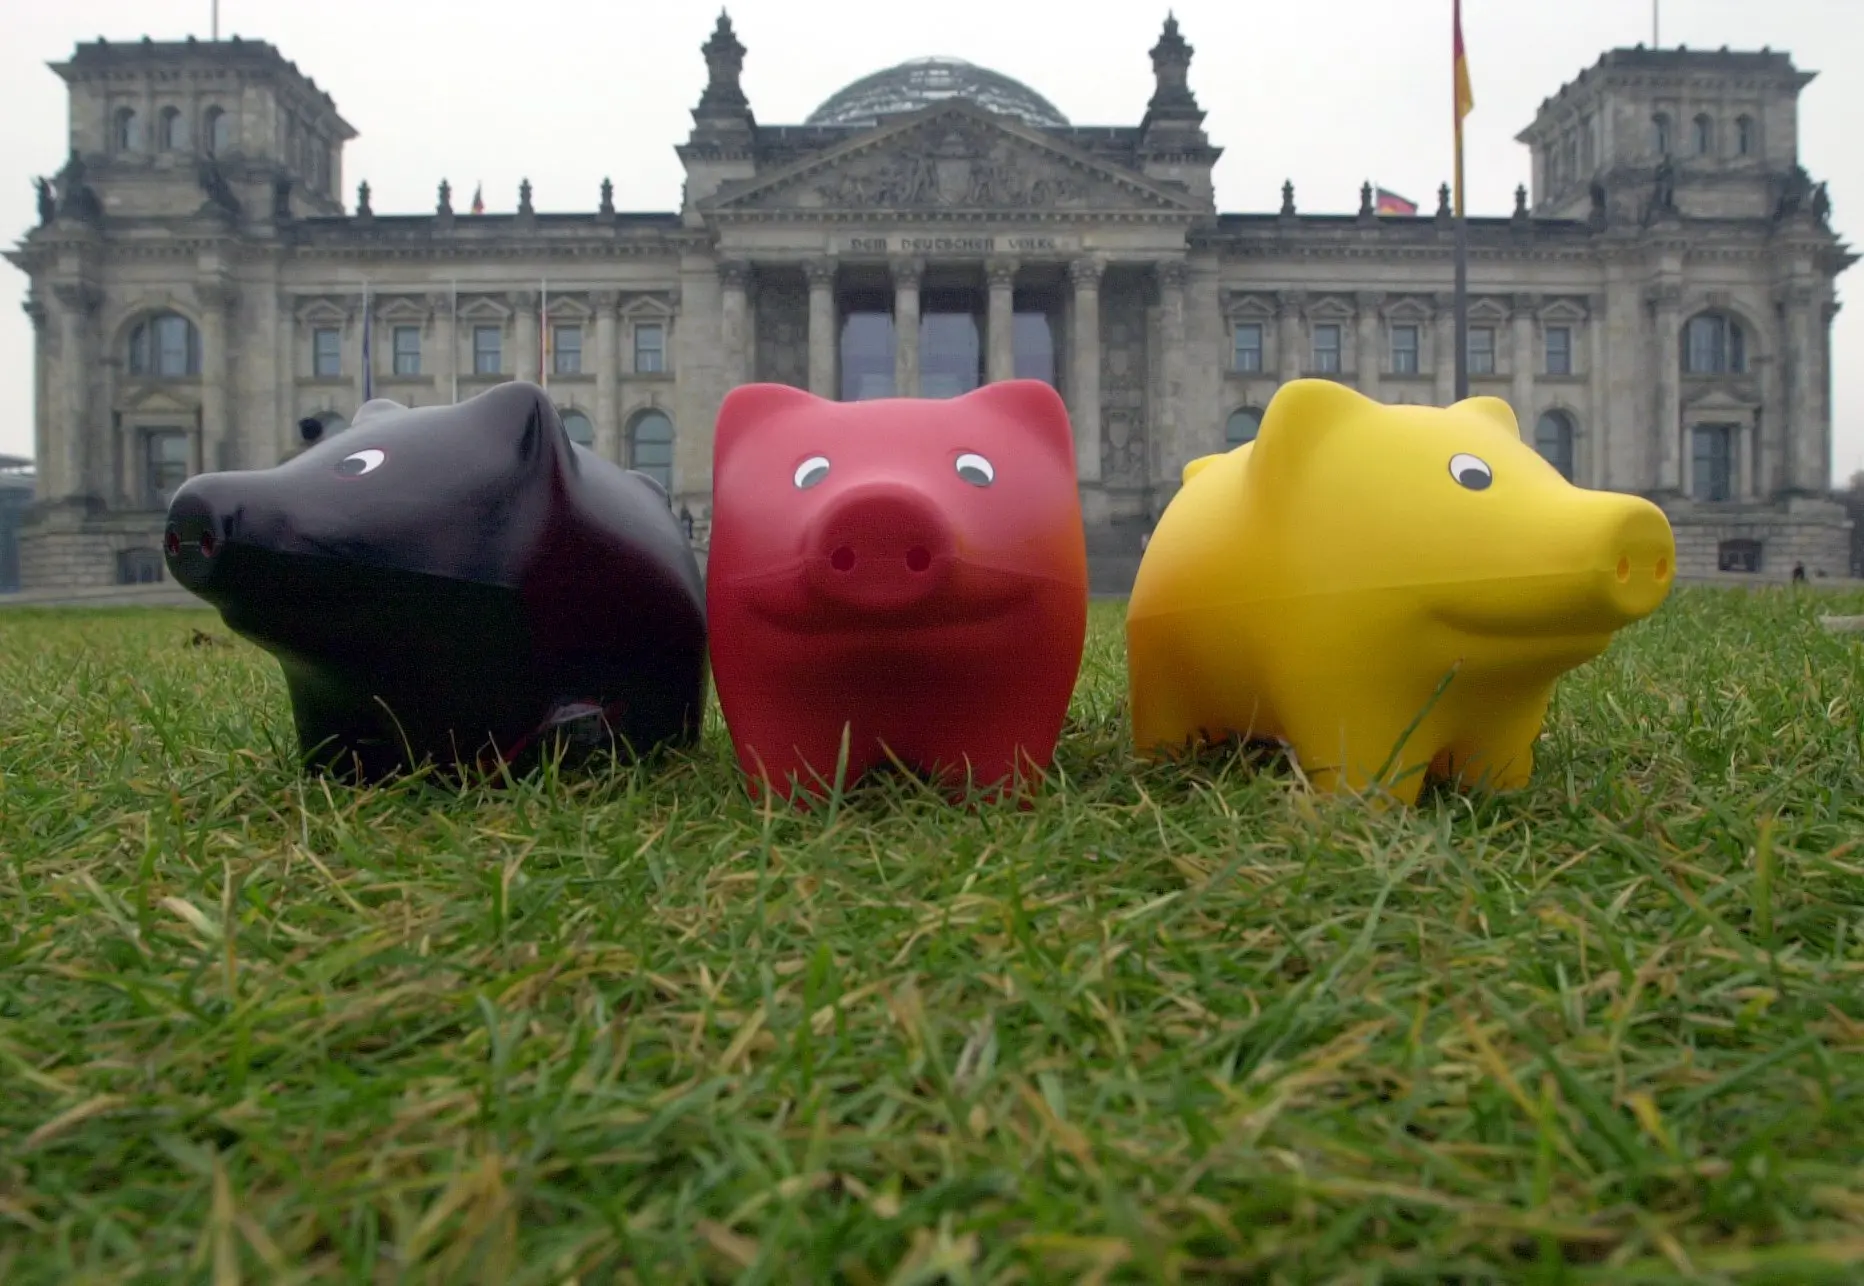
[1100,275,1150,485]
[754,280,809,390]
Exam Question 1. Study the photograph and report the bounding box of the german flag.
[1452,0,1474,217]
[1375,187,1418,216]
[1453,0,1474,125]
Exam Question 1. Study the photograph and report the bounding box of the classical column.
[717,260,750,391]
[511,290,540,387]
[1743,411,1760,500]
[1275,289,1304,383]
[23,298,49,499]
[891,257,922,397]
[1157,260,1188,479]
[429,289,458,405]
[986,258,1017,383]
[1069,257,1104,484]
[52,282,101,501]
[276,293,299,461]
[1355,290,1383,402]
[1510,293,1538,431]
[1586,293,1609,488]
[593,291,620,460]
[1783,282,1818,493]
[198,280,238,471]
[1432,292,1456,405]
[1650,282,1683,494]
[806,258,838,398]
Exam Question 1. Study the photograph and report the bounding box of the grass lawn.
[3,587,1864,1284]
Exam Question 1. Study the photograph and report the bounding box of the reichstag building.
[6,14,1854,590]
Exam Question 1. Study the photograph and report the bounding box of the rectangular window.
[553,325,583,375]
[1468,326,1496,375]
[392,325,421,376]
[312,327,341,378]
[473,325,502,375]
[1311,323,1342,374]
[1232,322,1263,373]
[144,428,189,509]
[1545,325,1572,376]
[633,323,665,374]
[1691,424,1737,502]
[1390,324,1420,374]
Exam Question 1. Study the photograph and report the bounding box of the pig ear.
[960,379,1076,470]
[351,398,406,429]
[1181,454,1221,485]
[1248,378,1372,482]
[1450,395,1523,441]
[714,383,825,468]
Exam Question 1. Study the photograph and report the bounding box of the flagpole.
[361,277,374,404]
[1452,0,1471,403]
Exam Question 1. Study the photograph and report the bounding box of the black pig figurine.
[164,381,708,781]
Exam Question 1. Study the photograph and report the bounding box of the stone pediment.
[709,101,1200,217]
[1682,385,1759,412]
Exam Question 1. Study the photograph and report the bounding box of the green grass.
[3,588,1864,1284]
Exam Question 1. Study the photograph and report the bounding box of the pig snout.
[803,481,956,612]
[1426,492,1676,639]
[163,475,242,593]
[1591,497,1676,627]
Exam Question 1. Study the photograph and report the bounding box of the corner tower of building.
[52,35,357,221]
[1518,45,1815,223]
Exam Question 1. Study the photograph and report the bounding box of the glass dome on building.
[805,56,1069,130]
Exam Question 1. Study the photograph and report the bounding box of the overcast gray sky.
[2,0,1857,483]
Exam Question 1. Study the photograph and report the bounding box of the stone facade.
[5,20,1856,592]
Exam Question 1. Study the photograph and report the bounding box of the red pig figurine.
[707,379,1089,804]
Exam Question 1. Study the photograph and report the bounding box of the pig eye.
[793,455,830,489]
[336,448,386,477]
[1449,453,1492,491]
[955,452,994,487]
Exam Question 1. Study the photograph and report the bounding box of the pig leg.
[729,716,877,806]
[1438,693,1554,793]
[1280,708,1440,806]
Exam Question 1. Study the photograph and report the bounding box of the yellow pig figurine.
[1126,378,1675,804]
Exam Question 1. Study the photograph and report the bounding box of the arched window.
[1683,312,1746,375]
[158,107,187,151]
[203,106,229,156]
[1652,113,1671,157]
[1693,114,1714,156]
[116,548,164,585]
[114,107,140,153]
[1225,407,1263,448]
[1736,115,1755,156]
[126,312,201,378]
[627,410,674,490]
[1535,410,1576,481]
[560,410,594,448]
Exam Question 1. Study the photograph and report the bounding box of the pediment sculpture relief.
[733,116,1171,212]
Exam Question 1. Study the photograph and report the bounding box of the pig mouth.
[184,543,531,662]
[719,552,1056,633]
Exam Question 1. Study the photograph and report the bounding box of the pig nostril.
[1615,556,1630,583]
[830,546,855,572]
[164,529,180,558]
[1655,556,1669,579]
[199,531,218,558]
[905,546,931,573]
